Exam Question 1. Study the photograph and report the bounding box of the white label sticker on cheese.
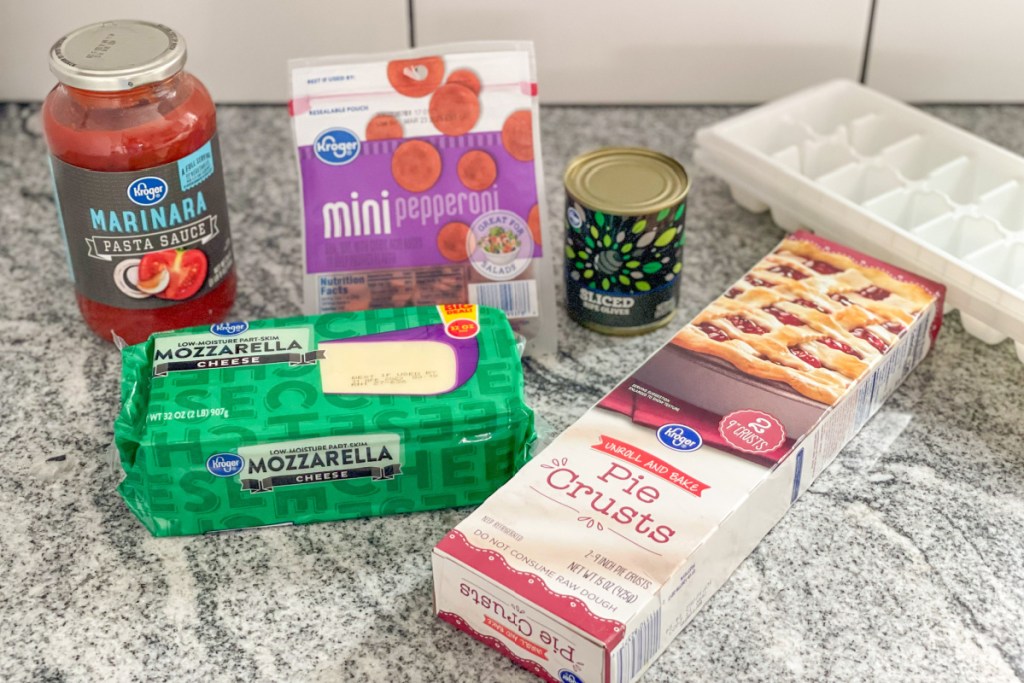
[319,340,457,395]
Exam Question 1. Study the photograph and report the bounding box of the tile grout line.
[860,0,879,84]
[408,0,417,48]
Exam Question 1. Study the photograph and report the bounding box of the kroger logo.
[206,453,244,477]
[567,206,583,229]
[559,671,585,683]
[210,321,249,336]
[656,423,703,453]
[127,176,168,206]
[314,128,361,165]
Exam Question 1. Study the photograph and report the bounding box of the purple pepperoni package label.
[432,233,945,683]
[289,42,556,357]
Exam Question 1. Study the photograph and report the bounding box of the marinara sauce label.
[49,134,234,309]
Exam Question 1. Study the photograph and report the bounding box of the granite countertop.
[1,100,1023,683]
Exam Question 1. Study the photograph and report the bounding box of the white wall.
[0,1,410,103]
[866,0,1024,102]
[2,1,1023,104]
[414,0,872,104]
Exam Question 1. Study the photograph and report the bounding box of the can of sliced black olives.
[563,147,690,335]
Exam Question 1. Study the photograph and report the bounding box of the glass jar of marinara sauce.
[43,20,236,344]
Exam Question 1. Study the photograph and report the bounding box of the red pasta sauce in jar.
[43,20,236,344]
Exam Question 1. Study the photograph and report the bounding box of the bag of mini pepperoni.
[289,42,556,357]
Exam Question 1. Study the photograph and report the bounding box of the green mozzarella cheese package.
[113,304,535,537]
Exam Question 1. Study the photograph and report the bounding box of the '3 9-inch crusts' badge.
[467,210,534,281]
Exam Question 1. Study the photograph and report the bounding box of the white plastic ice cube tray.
[695,79,1024,363]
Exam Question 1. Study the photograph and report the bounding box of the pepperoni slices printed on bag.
[365,114,403,140]
[429,83,480,136]
[386,57,445,98]
[501,110,534,162]
[392,140,442,192]
[445,68,481,95]
[527,204,542,247]
[457,150,497,191]
[437,221,472,262]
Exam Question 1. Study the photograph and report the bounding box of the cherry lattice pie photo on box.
[432,231,945,683]
[672,236,940,406]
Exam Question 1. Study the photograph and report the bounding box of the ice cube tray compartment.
[791,94,877,137]
[926,158,1013,205]
[979,183,1024,233]
[878,135,963,181]
[694,79,1024,364]
[863,189,953,229]
[968,242,1024,290]
[817,163,904,204]
[797,139,860,179]
[847,115,917,157]
[728,116,815,156]
[914,215,1005,260]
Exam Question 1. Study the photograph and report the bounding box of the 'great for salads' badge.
[467,210,533,280]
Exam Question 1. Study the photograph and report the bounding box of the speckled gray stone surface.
[2,100,1023,683]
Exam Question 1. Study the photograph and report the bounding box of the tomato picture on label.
[138,249,209,301]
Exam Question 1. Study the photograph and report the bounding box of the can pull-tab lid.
[49,20,187,92]
[565,147,690,216]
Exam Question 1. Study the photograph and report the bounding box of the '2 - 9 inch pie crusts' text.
[432,231,945,683]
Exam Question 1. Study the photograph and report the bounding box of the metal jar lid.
[49,20,186,91]
[564,147,690,216]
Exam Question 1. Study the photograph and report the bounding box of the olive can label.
[48,133,234,309]
[564,197,687,331]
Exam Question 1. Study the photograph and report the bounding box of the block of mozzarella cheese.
[114,304,534,537]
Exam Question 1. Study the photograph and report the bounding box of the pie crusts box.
[432,231,944,683]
